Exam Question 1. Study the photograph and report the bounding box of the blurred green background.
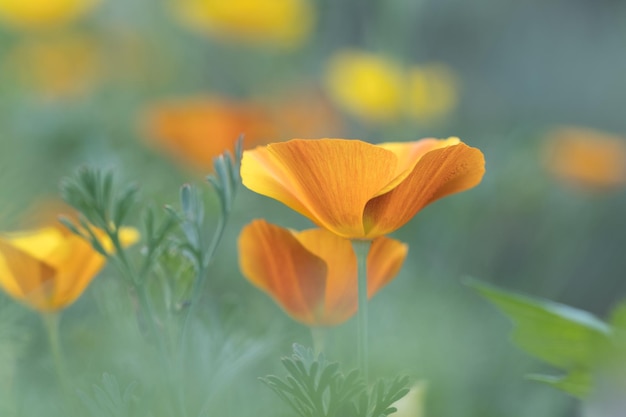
[2,0,626,416]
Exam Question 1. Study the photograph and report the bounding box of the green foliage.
[263,344,409,417]
[78,373,139,417]
[466,278,611,398]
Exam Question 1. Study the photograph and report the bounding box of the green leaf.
[466,278,610,371]
[527,370,591,398]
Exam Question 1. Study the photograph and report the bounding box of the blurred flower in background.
[543,126,626,192]
[0,223,138,312]
[268,87,345,140]
[170,0,315,48]
[406,63,459,123]
[3,34,102,100]
[238,219,407,326]
[325,50,404,123]
[141,96,277,171]
[0,0,100,30]
[325,49,460,124]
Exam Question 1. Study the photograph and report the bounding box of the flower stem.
[310,326,326,355]
[42,312,75,414]
[351,239,372,382]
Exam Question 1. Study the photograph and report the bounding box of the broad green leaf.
[527,370,591,398]
[466,278,611,370]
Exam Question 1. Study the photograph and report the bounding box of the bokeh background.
[2,0,626,416]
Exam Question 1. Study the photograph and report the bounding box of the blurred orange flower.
[171,0,315,48]
[241,138,485,239]
[269,87,345,140]
[0,224,139,312]
[0,0,100,30]
[142,97,277,170]
[238,219,407,326]
[5,35,102,100]
[544,126,626,191]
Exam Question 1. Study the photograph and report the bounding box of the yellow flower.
[171,0,314,48]
[241,138,485,239]
[0,224,139,312]
[325,50,404,122]
[238,219,407,326]
[406,63,459,122]
[543,126,626,192]
[4,35,102,100]
[0,0,100,30]
[141,96,278,171]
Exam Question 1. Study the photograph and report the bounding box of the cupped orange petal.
[238,219,327,324]
[296,230,408,325]
[0,240,56,307]
[238,219,407,326]
[0,223,139,311]
[241,139,400,238]
[363,142,485,237]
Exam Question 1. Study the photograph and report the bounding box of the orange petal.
[363,142,485,237]
[375,137,461,196]
[49,233,106,309]
[241,139,399,238]
[238,219,327,324]
[0,238,57,310]
[297,231,408,325]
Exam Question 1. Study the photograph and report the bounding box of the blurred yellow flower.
[172,0,315,48]
[543,126,626,192]
[325,50,460,123]
[0,0,100,30]
[0,224,139,312]
[407,63,459,122]
[325,50,404,122]
[5,35,102,100]
[238,219,407,326]
[141,96,278,171]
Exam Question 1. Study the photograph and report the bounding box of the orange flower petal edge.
[238,219,407,326]
[241,138,485,239]
[0,223,139,312]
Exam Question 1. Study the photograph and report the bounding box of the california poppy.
[241,138,485,239]
[543,126,626,192]
[238,219,407,326]
[0,224,139,312]
[0,0,100,30]
[325,50,404,122]
[170,0,315,48]
[141,96,277,170]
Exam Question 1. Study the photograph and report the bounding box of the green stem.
[42,313,75,414]
[351,239,372,382]
[310,326,326,355]
[109,231,187,417]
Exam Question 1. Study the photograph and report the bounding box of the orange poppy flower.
[141,96,277,170]
[241,138,485,239]
[238,219,407,326]
[543,126,626,191]
[0,223,139,312]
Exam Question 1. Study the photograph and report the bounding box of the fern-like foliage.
[263,344,409,417]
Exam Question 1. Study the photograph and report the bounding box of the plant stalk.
[352,239,372,382]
